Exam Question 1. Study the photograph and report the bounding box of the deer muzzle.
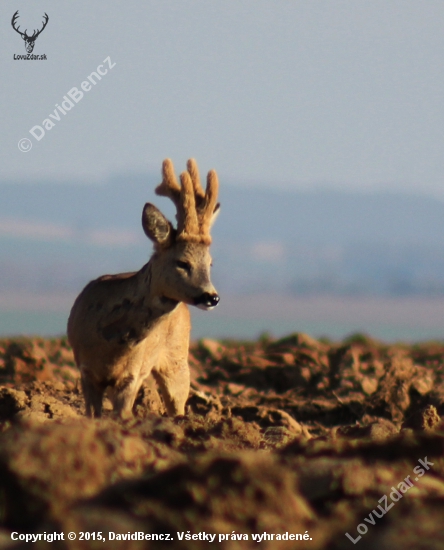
[194,292,220,311]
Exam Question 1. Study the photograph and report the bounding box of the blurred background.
[2,1,444,341]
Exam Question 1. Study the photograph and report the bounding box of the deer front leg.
[109,374,144,418]
[152,362,190,416]
[81,369,105,418]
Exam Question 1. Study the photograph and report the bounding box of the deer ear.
[142,203,174,246]
[208,203,221,230]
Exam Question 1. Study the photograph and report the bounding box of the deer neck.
[97,260,179,348]
[135,259,179,317]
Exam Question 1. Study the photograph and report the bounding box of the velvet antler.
[156,159,219,243]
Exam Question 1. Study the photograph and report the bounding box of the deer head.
[11,11,49,54]
[142,159,220,310]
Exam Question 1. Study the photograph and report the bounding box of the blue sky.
[2,1,444,195]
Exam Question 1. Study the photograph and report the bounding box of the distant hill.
[1,174,444,296]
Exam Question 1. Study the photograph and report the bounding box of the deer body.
[68,159,220,418]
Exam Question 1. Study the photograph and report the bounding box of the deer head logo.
[11,11,49,54]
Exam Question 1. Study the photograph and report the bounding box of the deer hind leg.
[152,362,190,416]
[81,369,105,418]
[109,374,142,419]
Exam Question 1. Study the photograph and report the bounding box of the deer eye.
[176,260,191,272]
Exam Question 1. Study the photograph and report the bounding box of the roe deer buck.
[67,158,220,418]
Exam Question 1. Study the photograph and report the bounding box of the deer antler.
[155,159,219,243]
[186,159,219,234]
[11,11,25,38]
[11,11,48,40]
[31,13,49,40]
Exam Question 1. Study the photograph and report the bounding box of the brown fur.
[67,159,220,418]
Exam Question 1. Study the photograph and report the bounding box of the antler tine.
[200,169,219,234]
[186,159,205,204]
[11,11,25,37]
[155,158,181,209]
[179,171,199,236]
[34,13,49,38]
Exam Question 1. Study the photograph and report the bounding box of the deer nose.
[195,292,220,310]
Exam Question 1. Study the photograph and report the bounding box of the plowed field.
[1,333,444,549]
